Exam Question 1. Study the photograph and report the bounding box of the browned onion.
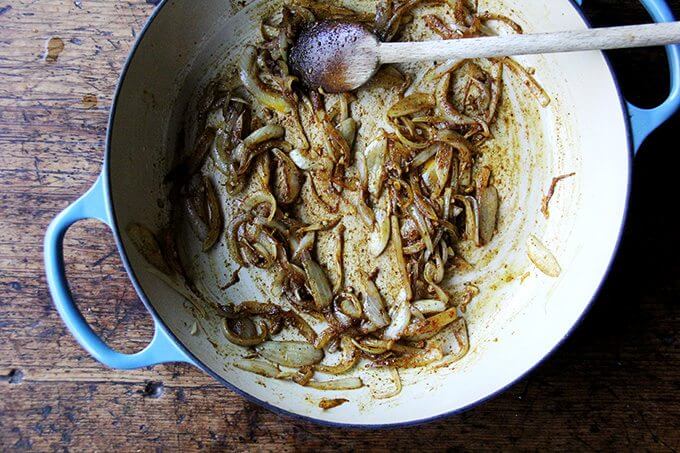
[383,289,411,340]
[372,367,402,399]
[334,289,363,324]
[315,336,360,374]
[361,272,390,330]
[331,224,345,293]
[319,398,349,410]
[256,340,324,367]
[222,318,268,347]
[272,148,302,204]
[283,310,318,344]
[478,185,499,245]
[202,176,223,251]
[126,223,172,275]
[369,206,391,258]
[240,46,292,113]
[304,376,363,390]
[301,251,333,311]
[388,93,435,118]
[154,0,543,395]
[527,234,561,277]
[373,345,444,368]
[405,307,459,341]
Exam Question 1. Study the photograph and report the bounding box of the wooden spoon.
[288,20,680,93]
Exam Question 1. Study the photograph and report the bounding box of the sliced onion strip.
[405,307,459,341]
[222,318,268,347]
[390,215,413,301]
[315,337,360,375]
[527,234,561,277]
[374,345,444,369]
[413,299,448,314]
[256,340,324,367]
[301,252,334,310]
[304,376,364,390]
[240,46,292,113]
[361,273,390,329]
[383,289,412,340]
[242,191,277,221]
[388,92,435,117]
[369,206,391,257]
[372,367,402,399]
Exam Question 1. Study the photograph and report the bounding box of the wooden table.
[1,0,679,450]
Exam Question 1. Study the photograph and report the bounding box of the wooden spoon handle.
[378,21,680,64]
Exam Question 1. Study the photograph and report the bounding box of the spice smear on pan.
[129,0,553,399]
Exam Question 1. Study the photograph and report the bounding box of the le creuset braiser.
[45,0,679,427]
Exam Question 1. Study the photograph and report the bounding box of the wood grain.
[1,0,679,450]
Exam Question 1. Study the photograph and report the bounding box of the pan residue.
[128,0,556,400]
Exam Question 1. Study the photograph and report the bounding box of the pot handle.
[44,175,193,369]
[628,0,680,152]
[575,0,680,153]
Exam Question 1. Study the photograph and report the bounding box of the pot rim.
[102,0,633,429]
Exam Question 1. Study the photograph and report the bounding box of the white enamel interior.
[109,0,630,426]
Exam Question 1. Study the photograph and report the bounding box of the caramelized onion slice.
[408,203,433,254]
[371,367,402,399]
[242,191,277,221]
[365,135,387,198]
[227,214,250,267]
[284,310,318,344]
[256,341,324,367]
[425,58,465,81]
[424,263,449,303]
[356,196,376,227]
[503,57,551,107]
[434,129,473,165]
[421,145,453,198]
[527,235,561,277]
[336,118,358,150]
[304,376,364,390]
[388,92,435,117]
[315,337,360,375]
[290,148,333,171]
[413,299,447,314]
[478,185,499,245]
[390,215,412,301]
[455,195,481,246]
[410,145,438,168]
[272,148,302,205]
[301,252,333,310]
[331,224,345,293]
[405,307,459,341]
[352,337,391,355]
[202,176,223,251]
[233,359,288,379]
[222,318,268,347]
[369,207,391,257]
[291,231,316,263]
[239,46,292,113]
[319,398,349,409]
[374,345,444,369]
[361,274,390,329]
[335,289,363,320]
[435,73,478,128]
[242,125,285,150]
[431,317,470,367]
[127,223,171,275]
[183,195,209,241]
[383,289,412,340]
